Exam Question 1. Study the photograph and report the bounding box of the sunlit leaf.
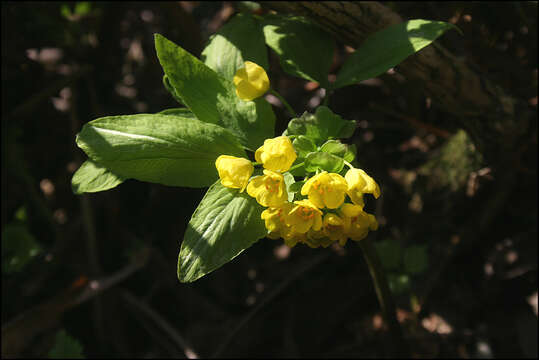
[71,159,126,194]
[76,114,245,188]
[178,181,266,282]
[335,19,459,88]
[155,34,275,150]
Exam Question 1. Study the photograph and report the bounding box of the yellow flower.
[340,203,378,242]
[255,136,297,172]
[283,231,306,248]
[215,155,254,192]
[322,213,349,246]
[303,228,333,248]
[233,61,270,101]
[345,168,381,207]
[261,202,294,236]
[285,199,323,234]
[301,171,348,209]
[247,169,288,207]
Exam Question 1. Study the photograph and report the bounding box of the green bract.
[283,106,356,146]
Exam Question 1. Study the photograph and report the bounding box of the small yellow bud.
[255,136,297,172]
[215,155,254,192]
[344,168,381,207]
[233,61,270,101]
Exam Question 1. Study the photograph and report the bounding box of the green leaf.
[403,245,429,275]
[304,152,344,173]
[14,206,27,222]
[71,159,126,194]
[284,106,356,146]
[343,144,357,163]
[283,172,296,202]
[201,13,268,80]
[288,162,306,177]
[162,75,184,105]
[178,181,267,282]
[155,33,275,150]
[262,14,334,87]
[74,2,91,16]
[2,224,42,274]
[374,238,402,271]
[237,1,261,13]
[320,140,357,163]
[293,135,317,158]
[320,140,347,157]
[48,329,84,359]
[76,114,245,188]
[288,180,305,194]
[158,107,197,118]
[335,19,459,89]
[387,273,411,295]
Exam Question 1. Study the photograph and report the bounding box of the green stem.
[359,238,409,357]
[287,162,304,172]
[322,88,332,107]
[270,89,296,118]
[343,160,354,169]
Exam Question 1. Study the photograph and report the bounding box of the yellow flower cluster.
[215,136,381,248]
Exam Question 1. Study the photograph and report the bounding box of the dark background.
[2,1,537,358]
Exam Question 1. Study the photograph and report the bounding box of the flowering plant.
[71,11,456,283]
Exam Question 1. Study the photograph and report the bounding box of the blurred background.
[2,1,537,358]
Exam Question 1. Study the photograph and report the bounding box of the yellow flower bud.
[301,171,348,209]
[255,136,297,172]
[322,213,349,246]
[261,203,294,235]
[302,229,334,248]
[247,169,288,207]
[233,61,270,101]
[340,203,378,242]
[344,168,381,207]
[215,155,254,192]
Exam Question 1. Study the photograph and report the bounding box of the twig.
[270,88,297,118]
[121,290,200,359]
[359,238,410,358]
[8,65,90,120]
[211,251,332,358]
[68,77,107,351]
[72,247,151,306]
[370,103,451,138]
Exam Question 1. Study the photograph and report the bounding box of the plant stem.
[287,162,304,172]
[270,89,296,118]
[322,88,332,106]
[343,160,354,169]
[359,238,410,357]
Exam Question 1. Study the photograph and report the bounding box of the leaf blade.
[154,33,275,150]
[71,159,126,194]
[202,13,268,80]
[335,19,458,88]
[178,181,267,282]
[262,15,334,87]
[76,114,245,188]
